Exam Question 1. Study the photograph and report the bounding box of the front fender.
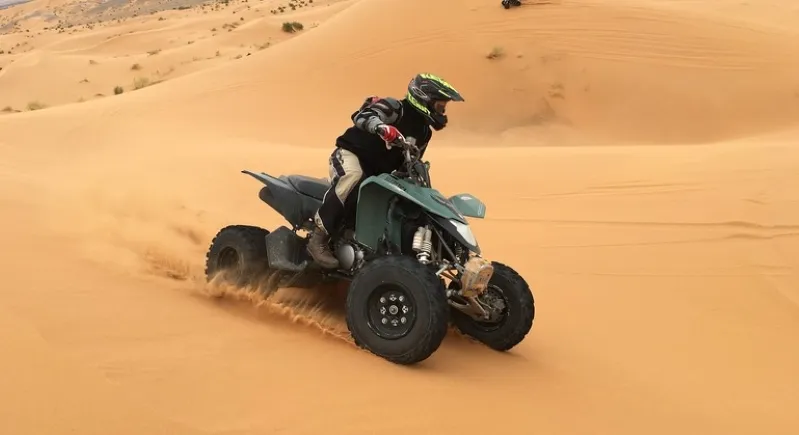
[448,193,486,219]
[359,174,465,221]
[354,174,466,251]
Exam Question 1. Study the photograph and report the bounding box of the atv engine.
[335,239,364,271]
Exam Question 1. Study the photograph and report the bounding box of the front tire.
[346,255,449,365]
[205,225,270,288]
[451,262,535,351]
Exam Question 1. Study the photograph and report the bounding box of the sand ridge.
[1,0,799,434]
[1,0,348,110]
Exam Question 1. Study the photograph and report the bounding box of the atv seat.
[286,175,330,200]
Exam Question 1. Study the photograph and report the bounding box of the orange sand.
[1,0,798,434]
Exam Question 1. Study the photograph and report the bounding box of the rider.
[307,73,465,269]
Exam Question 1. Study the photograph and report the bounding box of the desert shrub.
[486,46,504,60]
[27,101,46,111]
[133,77,150,89]
[281,21,303,32]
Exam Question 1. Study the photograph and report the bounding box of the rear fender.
[242,169,280,186]
[241,170,317,230]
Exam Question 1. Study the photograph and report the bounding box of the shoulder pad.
[371,97,403,118]
[360,96,401,109]
[362,95,380,106]
[379,97,403,111]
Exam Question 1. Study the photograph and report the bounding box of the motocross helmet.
[406,73,465,131]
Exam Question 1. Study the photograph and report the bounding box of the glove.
[376,124,402,146]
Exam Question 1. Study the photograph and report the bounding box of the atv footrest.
[265,226,310,272]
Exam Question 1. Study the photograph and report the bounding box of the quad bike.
[204,137,535,365]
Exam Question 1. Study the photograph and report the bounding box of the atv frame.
[205,139,535,365]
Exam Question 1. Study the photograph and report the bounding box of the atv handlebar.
[393,135,431,188]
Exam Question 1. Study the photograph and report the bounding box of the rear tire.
[346,255,449,365]
[205,225,271,288]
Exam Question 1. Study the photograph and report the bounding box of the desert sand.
[1,0,799,433]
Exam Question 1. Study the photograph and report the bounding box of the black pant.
[314,148,365,235]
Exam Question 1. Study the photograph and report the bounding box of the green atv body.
[204,143,534,365]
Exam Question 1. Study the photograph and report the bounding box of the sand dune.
[1,0,347,109]
[1,0,799,434]
[4,0,799,145]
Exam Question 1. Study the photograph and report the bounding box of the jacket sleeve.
[351,97,403,134]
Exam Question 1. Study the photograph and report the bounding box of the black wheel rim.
[471,284,510,332]
[366,284,417,340]
[217,247,240,273]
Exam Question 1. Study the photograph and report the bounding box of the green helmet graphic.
[406,73,465,131]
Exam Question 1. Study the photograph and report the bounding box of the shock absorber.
[454,243,464,262]
[412,226,433,264]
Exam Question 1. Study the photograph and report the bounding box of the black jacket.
[335,96,432,176]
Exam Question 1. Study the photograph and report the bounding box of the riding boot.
[307,226,340,269]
